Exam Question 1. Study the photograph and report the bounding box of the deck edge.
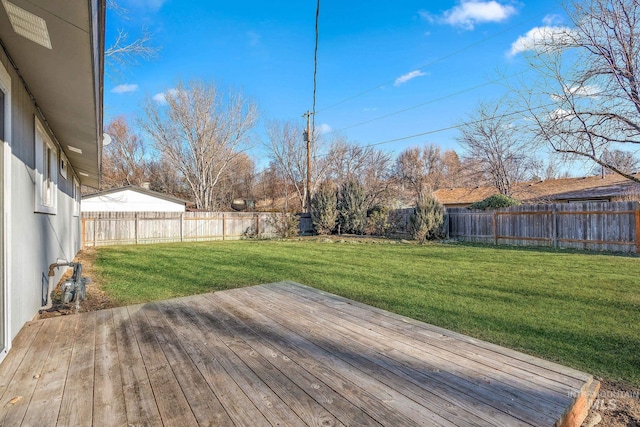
[556,378,600,427]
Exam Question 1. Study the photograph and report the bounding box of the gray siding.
[1,48,81,342]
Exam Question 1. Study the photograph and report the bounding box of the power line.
[314,101,557,159]
[330,71,527,134]
[315,10,555,114]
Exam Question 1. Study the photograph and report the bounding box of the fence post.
[493,212,498,245]
[81,218,86,249]
[552,207,558,248]
[135,213,139,245]
[180,213,184,242]
[222,213,226,241]
[256,213,260,238]
[635,208,640,254]
[445,213,450,240]
[93,218,97,247]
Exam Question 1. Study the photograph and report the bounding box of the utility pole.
[303,111,313,212]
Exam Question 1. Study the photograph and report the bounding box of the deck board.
[0,316,64,425]
[22,313,79,426]
[141,302,235,427]
[0,282,596,426]
[160,298,272,426]
[112,305,163,426]
[249,284,569,423]
[92,308,127,427]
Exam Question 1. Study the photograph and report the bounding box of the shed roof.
[82,185,190,205]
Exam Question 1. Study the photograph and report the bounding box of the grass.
[93,238,640,387]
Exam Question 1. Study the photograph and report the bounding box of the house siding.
[1,49,81,343]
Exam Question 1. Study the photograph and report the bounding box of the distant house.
[435,174,640,208]
[82,185,189,212]
[542,181,640,203]
[0,1,104,356]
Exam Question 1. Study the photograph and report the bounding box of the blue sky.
[105,0,569,169]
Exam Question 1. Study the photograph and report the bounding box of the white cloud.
[317,123,332,134]
[419,10,437,23]
[422,1,518,30]
[152,88,179,105]
[542,14,564,26]
[152,93,167,104]
[552,85,602,101]
[508,26,575,56]
[548,108,574,121]
[570,84,600,98]
[111,84,138,94]
[394,70,427,86]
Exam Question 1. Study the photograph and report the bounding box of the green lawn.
[93,239,640,387]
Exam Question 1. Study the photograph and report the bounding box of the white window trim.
[0,59,12,357]
[34,117,57,214]
[73,176,80,217]
[0,61,9,146]
[59,152,68,180]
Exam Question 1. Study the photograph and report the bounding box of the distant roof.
[434,173,640,205]
[548,181,640,201]
[82,185,190,205]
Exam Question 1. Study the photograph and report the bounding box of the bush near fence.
[82,211,313,247]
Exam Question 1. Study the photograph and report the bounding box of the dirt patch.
[38,248,117,319]
[583,380,640,426]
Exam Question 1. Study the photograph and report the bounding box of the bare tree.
[327,139,393,209]
[515,0,640,182]
[264,120,330,210]
[102,116,148,188]
[216,153,256,208]
[147,157,189,198]
[105,0,159,72]
[255,163,295,211]
[594,149,640,177]
[457,102,533,196]
[441,150,465,187]
[394,144,446,197]
[140,80,258,210]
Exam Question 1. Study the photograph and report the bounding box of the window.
[73,177,80,216]
[59,153,68,179]
[35,118,57,214]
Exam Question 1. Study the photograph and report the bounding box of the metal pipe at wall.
[45,261,72,308]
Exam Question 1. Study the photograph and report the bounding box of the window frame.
[0,90,4,142]
[34,118,57,214]
[73,176,80,217]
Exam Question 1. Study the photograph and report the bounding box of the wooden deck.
[0,282,597,426]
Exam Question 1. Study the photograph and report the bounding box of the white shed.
[82,186,188,212]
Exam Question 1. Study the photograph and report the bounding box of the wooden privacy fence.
[447,201,640,253]
[82,211,287,247]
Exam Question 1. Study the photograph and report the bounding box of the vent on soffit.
[2,0,52,49]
